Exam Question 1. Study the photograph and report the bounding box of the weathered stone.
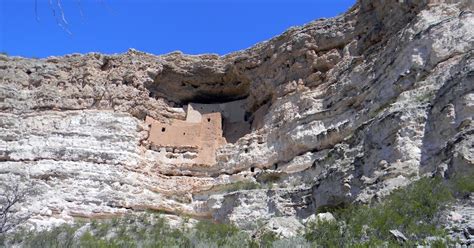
[304,212,336,224]
[390,229,408,243]
[259,216,304,239]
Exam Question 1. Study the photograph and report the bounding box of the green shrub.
[376,177,451,237]
[250,231,278,248]
[80,231,120,248]
[451,173,474,197]
[305,219,346,247]
[192,220,253,247]
[22,223,78,248]
[5,215,256,247]
[304,176,468,246]
[224,181,261,192]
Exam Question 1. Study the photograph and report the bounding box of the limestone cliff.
[0,0,473,231]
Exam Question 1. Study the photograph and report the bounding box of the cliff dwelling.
[146,99,251,166]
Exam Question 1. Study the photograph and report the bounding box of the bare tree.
[0,179,31,234]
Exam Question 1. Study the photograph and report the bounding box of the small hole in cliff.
[273,163,278,170]
[149,92,154,98]
[183,132,186,135]
[244,148,249,153]
[250,167,255,172]
[207,118,211,122]
[100,58,111,71]
[161,127,166,132]
[244,112,250,122]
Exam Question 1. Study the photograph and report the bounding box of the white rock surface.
[259,217,304,239]
[304,213,336,224]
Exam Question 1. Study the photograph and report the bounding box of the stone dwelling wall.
[197,112,226,165]
[146,116,202,148]
[187,100,251,143]
[146,111,225,166]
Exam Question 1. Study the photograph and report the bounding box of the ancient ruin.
[145,99,250,165]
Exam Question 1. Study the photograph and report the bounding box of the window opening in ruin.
[250,167,255,172]
[244,112,250,122]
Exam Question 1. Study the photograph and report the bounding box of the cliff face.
[0,0,473,230]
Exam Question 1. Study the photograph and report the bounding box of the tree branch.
[0,178,32,233]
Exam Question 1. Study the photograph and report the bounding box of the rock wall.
[0,0,473,230]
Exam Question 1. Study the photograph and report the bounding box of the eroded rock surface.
[0,0,473,230]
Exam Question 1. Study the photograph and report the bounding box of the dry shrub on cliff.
[0,177,33,234]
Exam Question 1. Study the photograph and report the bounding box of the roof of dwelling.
[185,99,246,123]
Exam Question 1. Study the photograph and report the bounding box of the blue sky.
[1,0,355,58]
